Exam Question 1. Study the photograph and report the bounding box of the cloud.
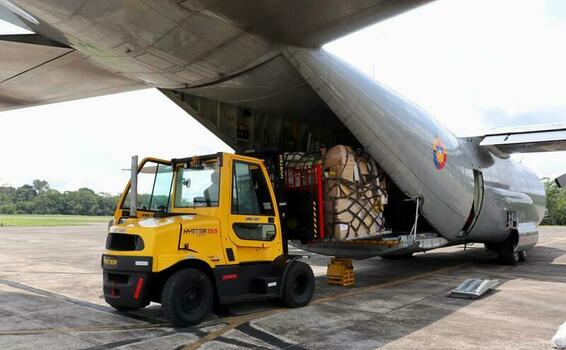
[0,18,31,34]
[479,107,566,129]
[325,0,566,178]
[0,89,232,193]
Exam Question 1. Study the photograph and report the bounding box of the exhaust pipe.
[130,155,138,217]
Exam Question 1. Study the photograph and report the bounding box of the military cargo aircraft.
[1,0,565,264]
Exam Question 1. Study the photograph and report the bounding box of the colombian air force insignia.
[432,137,447,170]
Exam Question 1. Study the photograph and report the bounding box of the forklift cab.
[112,154,283,262]
[103,153,314,326]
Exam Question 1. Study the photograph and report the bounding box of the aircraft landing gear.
[518,250,527,262]
[496,234,525,265]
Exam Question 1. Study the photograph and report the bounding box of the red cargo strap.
[316,165,325,239]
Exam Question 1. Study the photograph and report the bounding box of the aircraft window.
[232,161,274,216]
[174,162,219,207]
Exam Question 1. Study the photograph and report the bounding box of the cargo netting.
[283,146,387,241]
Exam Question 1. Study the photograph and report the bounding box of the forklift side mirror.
[183,179,191,188]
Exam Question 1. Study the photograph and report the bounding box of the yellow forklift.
[101,153,314,326]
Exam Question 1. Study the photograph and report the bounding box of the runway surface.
[0,224,564,349]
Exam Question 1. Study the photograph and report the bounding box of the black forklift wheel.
[497,236,519,265]
[282,261,315,308]
[161,268,213,326]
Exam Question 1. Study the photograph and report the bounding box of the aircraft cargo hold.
[282,145,387,242]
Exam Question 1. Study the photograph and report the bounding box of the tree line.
[1,178,565,222]
[0,180,120,216]
[541,177,566,225]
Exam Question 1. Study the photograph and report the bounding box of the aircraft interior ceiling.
[161,53,359,153]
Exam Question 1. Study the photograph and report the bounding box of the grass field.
[0,215,112,227]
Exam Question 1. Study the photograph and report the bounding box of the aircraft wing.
[477,123,566,155]
[191,0,433,47]
[0,34,145,112]
[0,1,432,112]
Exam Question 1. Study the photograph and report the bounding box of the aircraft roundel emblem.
[432,137,447,170]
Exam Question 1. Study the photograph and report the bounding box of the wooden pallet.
[327,258,355,286]
[328,274,355,286]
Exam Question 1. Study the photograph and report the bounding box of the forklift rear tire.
[282,261,314,308]
[161,268,213,326]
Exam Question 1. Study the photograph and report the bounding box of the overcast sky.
[1,0,566,193]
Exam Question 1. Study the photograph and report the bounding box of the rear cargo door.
[461,170,484,234]
[228,158,282,262]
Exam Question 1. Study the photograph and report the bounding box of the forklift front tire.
[162,268,213,326]
[282,261,314,308]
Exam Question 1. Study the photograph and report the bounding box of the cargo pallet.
[327,258,355,286]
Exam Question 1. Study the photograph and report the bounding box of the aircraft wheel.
[381,253,414,260]
[282,261,314,308]
[497,236,519,265]
[484,243,497,252]
[162,268,213,326]
[518,250,528,262]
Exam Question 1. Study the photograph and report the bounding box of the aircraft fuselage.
[285,48,545,248]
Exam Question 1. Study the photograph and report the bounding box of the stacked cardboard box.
[323,145,386,241]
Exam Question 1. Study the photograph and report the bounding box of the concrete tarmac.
[0,224,565,349]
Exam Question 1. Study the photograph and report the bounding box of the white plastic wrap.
[552,322,566,349]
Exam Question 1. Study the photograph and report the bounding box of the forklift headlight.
[106,233,145,251]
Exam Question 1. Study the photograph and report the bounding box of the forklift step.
[252,276,279,294]
[221,292,279,305]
